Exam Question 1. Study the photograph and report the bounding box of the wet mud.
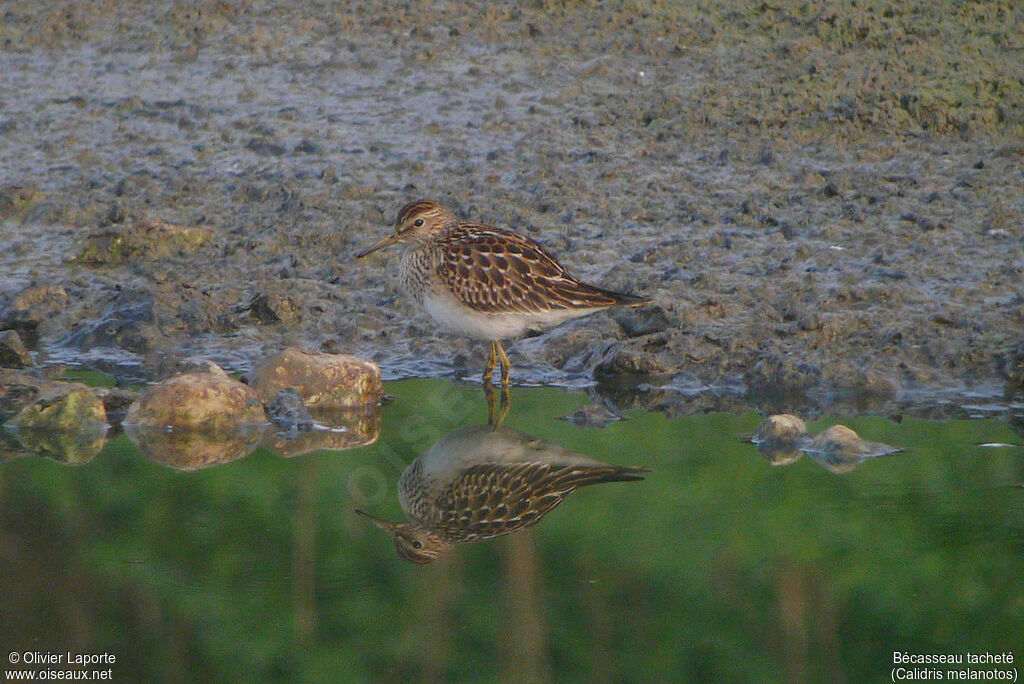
[1,1,1022,418]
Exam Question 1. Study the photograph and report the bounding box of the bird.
[356,424,649,563]
[356,199,649,385]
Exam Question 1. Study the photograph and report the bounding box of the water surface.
[2,379,1022,681]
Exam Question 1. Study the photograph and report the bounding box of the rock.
[611,304,672,337]
[267,388,315,431]
[0,184,44,221]
[248,292,301,325]
[752,414,808,466]
[92,386,138,426]
[563,403,622,428]
[0,330,32,368]
[1,286,69,348]
[0,369,45,420]
[72,216,213,266]
[124,364,267,430]
[250,347,383,409]
[593,345,670,379]
[2,369,107,432]
[803,424,901,474]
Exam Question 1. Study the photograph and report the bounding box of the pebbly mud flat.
[0,1,1022,422]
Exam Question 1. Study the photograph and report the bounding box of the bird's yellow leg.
[496,341,511,387]
[483,341,497,383]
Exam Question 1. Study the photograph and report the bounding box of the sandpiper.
[356,424,649,563]
[356,200,649,385]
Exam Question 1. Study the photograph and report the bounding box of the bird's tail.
[595,287,651,307]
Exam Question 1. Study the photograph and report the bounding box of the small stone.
[593,345,669,378]
[0,330,32,368]
[267,388,315,431]
[563,403,622,428]
[124,364,267,430]
[611,304,672,337]
[752,414,808,467]
[250,347,383,409]
[6,385,107,432]
[753,414,807,443]
[249,292,301,325]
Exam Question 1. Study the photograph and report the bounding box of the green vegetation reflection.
[1,378,1022,682]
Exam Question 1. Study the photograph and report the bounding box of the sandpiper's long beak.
[355,233,402,258]
[355,509,401,531]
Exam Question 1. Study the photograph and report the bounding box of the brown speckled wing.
[435,461,648,541]
[435,225,634,313]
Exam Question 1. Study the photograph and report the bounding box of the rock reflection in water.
[357,424,649,563]
[261,405,381,458]
[124,424,266,471]
[2,425,107,465]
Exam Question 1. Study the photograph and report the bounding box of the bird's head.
[355,509,454,564]
[355,199,458,257]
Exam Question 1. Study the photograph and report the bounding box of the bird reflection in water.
[356,424,649,563]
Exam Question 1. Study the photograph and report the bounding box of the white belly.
[422,291,602,341]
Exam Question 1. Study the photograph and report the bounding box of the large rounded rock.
[124,364,266,429]
[250,347,382,410]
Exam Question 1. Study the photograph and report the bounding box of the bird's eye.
[413,218,424,227]
[412,540,423,549]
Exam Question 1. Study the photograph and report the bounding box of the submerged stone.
[250,347,383,409]
[753,414,808,466]
[754,414,808,443]
[267,387,315,431]
[803,424,901,474]
[563,403,622,428]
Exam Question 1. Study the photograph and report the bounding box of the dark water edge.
[1,378,1022,682]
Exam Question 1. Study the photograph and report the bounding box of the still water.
[2,379,1022,682]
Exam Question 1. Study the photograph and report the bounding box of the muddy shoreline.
[1,1,1022,419]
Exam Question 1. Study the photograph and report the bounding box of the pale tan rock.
[805,424,901,474]
[754,414,807,443]
[251,347,382,409]
[753,414,809,467]
[124,364,266,429]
